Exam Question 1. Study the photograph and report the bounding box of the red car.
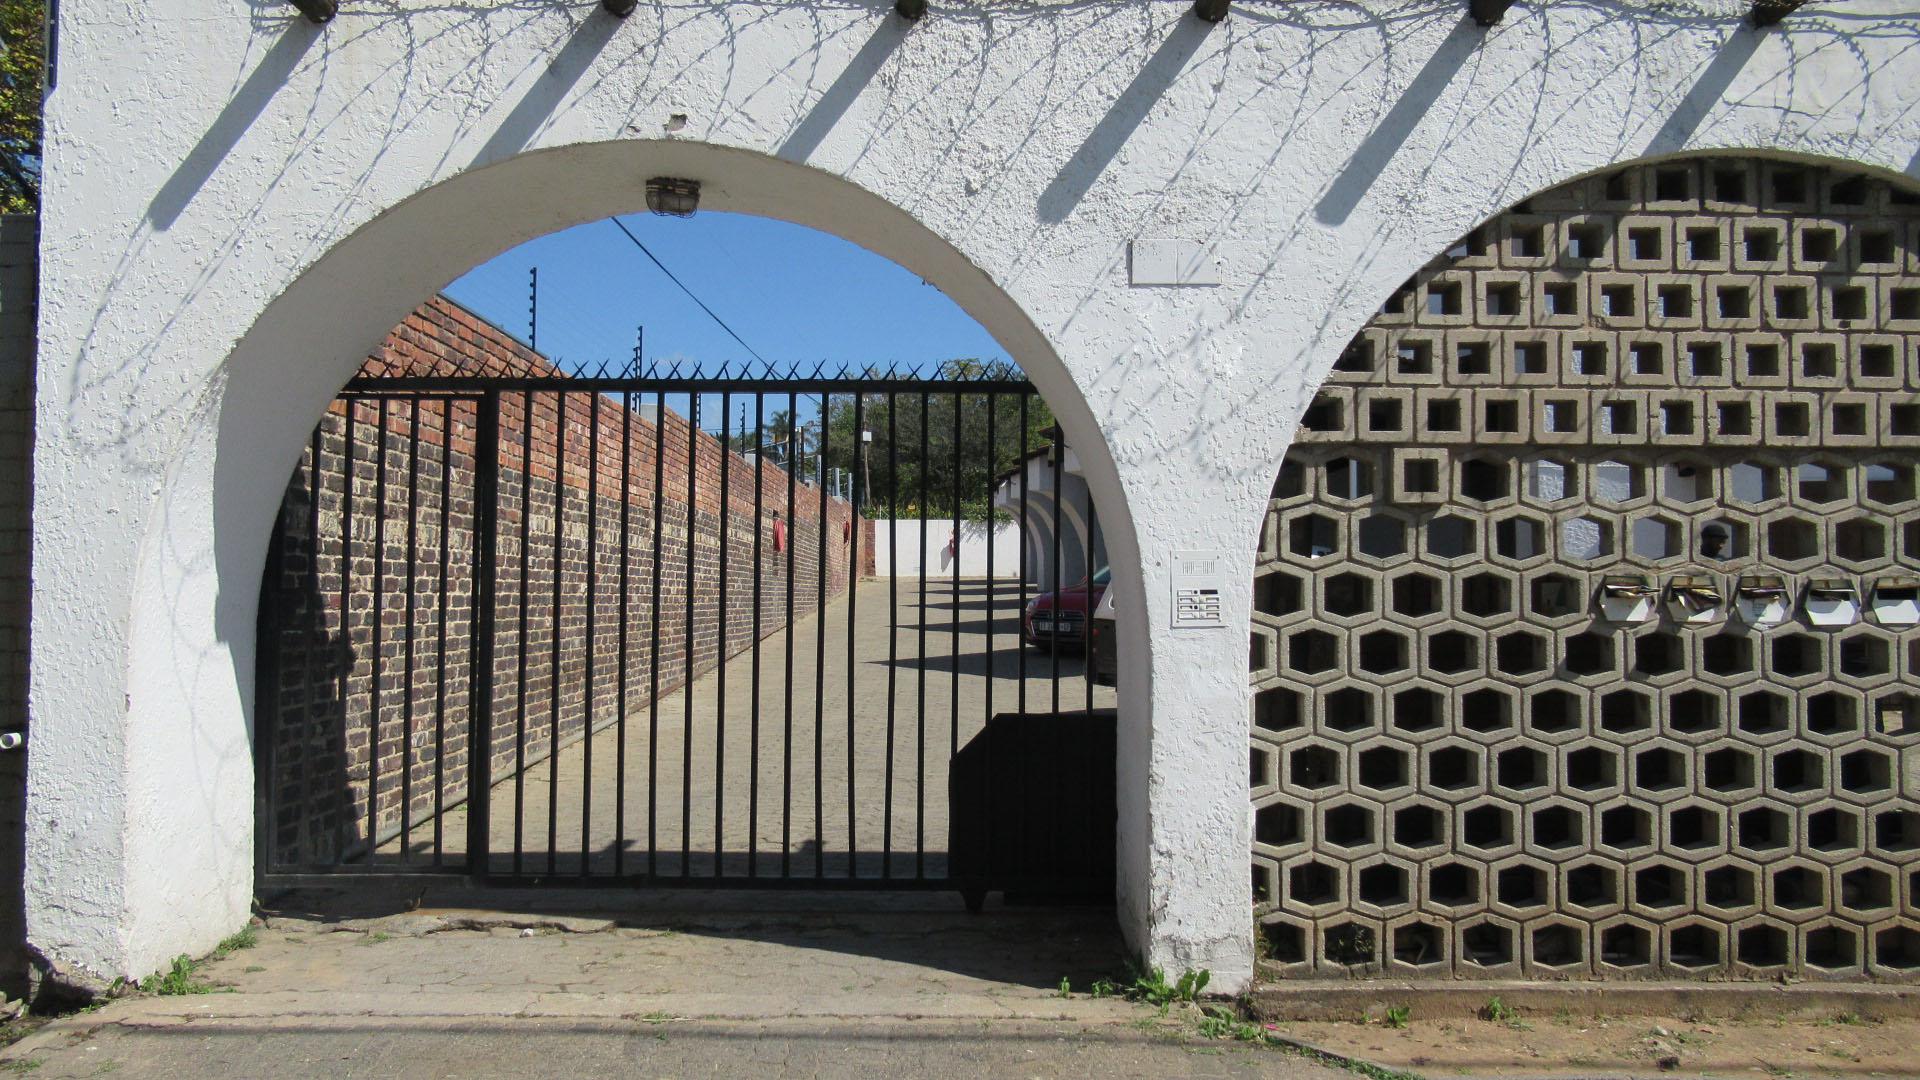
[1021,567,1109,651]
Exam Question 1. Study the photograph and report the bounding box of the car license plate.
[1032,618,1054,633]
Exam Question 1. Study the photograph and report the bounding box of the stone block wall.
[1251,160,1920,981]
[260,297,869,869]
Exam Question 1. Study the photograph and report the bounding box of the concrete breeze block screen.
[1251,158,1920,981]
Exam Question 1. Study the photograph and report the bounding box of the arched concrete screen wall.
[1252,155,1920,980]
[26,0,1920,987]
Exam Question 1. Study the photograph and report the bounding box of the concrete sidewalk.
[0,895,1347,1079]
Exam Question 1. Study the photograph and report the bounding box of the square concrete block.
[1296,386,1355,442]
[1790,331,1848,389]
[1789,217,1850,273]
[1673,332,1733,387]
[1763,392,1821,447]
[1877,278,1920,331]
[1532,391,1590,445]
[1558,333,1617,387]
[1649,392,1706,447]
[1732,332,1791,388]
[1820,273,1877,328]
[1590,391,1649,447]
[1823,392,1878,448]
[1498,215,1556,268]
[1445,329,1504,386]
[1704,388,1758,443]
[1673,216,1732,272]
[1705,273,1766,330]
[1474,389,1532,445]
[1846,333,1906,390]
[1390,448,1450,505]
[1589,272,1649,329]
[1358,387,1415,441]
[1620,332,1676,386]
[1413,389,1472,446]
[1732,221,1791,274]
[1531,270,1589,327]
[1385,331,1445,386]
[1644,275,1701,330]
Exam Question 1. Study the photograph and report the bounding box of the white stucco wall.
[27,0,1920,987]
[869,519,1026,581]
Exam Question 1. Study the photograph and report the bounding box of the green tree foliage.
[0,0,41,215]
[766,358,1056,521]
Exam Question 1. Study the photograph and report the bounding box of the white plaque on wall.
[1129,240,1221,286]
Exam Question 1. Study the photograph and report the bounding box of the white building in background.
[993,440,1108,593]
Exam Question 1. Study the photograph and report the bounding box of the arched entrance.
[254,279,1118,898]
[100,139,1145,971]
[1252,155,1920,982]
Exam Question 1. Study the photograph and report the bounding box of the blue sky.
[445,211,1010,382]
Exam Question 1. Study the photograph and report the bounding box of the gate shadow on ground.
[255,881,1125,991]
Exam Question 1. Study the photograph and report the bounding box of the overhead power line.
[607,215,771,369]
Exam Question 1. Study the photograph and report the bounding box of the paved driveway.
[399,576,1116,880]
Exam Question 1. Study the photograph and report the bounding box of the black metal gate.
[255,365,1112,899]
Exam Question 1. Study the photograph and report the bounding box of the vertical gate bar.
[1081,453,1098,884]
[845,391,863,875]
[949,392,961,773]
[582,394,600,876]
[781,396,798,878]
[467,392,502,882]
[1015,392,1030,865]
[648,390,667,877]
[715,391,730,877]
[513,392,534,876]
[432,400,454,867]
[915,390,928,877]
[1048,417,1065,872]
[615,392,633,878]
[1085,472,1097,716]
[401,397,421,862]
[547,391,566,876]
[1049,425,1063,721]
[682,391,698,876]
[813,399,829,878]
[749,393,765,879]
[984,391,996,732]
[368,397,389,863]
[882,391,897,878]
[304,422,323,867]
[982,391,997,883]
[1017,394,1030,719]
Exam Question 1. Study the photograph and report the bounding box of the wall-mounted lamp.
[1192,0,1230,23]
[1468,0,1517,26]
[895,0,928,21]
[603,0,638,16]
[290,0,336,24]
[646,177,701,217]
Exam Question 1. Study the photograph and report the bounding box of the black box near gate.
[948,710,1116,912]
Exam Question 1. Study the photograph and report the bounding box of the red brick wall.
[260,297,871,867]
